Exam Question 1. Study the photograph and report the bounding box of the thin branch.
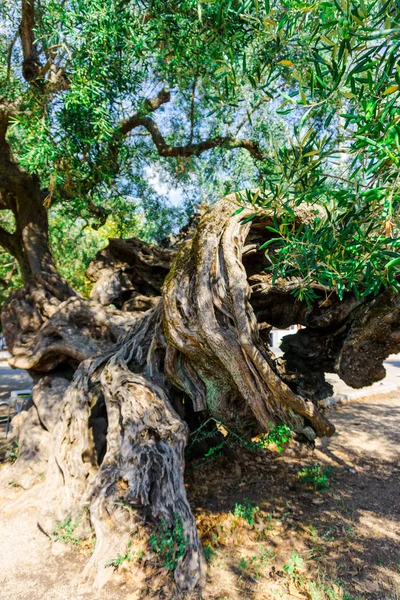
[7,29,19,80]
[235,96,271,135]
[120,89,171,135]
[119,89,265,160]
[189,79,197,144]
[320,172,368,188]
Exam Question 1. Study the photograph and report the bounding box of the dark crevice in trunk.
[88,394,108,466]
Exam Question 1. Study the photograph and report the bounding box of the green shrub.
[53,517,81,545]
[258,423,292,452]
[298,464,334,491]
[149,514,187,572]
[233,499,260,525]
[187,417,292,466]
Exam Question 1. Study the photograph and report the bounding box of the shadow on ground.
[186,391,400,599]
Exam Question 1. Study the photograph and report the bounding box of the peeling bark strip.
[5,196,400,594]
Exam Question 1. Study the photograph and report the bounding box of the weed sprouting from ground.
[203,543,217,563]
[52,511,95,550]
[106,540,144,569]
[283,552,305,585]
[238,546,275,579]
[233,499,260,525]
[307,525,335,561]
[298,464,334,491]
[53,517,80,545]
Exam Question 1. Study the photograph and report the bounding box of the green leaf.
[386,256,400,270]
[241,214,258,224]
[259,238,283,250]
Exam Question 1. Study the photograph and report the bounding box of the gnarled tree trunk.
[2,195,399,596]
[0,134,63,284]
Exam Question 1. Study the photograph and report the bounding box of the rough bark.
[87,238,175,311]
[4,370,72,489]
[2,196,400,596]
[280,287,400,390]
[3,279,138,372]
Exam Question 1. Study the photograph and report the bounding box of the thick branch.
[119,89,265,160]
[20,0,42,82]
[0,100,18,143]
[125,114,265,159]
[0,136,61,280]
[119,88,171,135]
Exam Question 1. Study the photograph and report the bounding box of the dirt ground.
[0,389,399,600]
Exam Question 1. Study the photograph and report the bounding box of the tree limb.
[0,226,20,257]
[131,116,265,159]
[189,79,197,144]
[19,0,42,82]
[119,89,171,135]
[119,89,265,160]
[7,29,19,80]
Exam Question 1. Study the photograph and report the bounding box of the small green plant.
[239,547,275,579]
[0,440,19,463]
[259,423,291,452]
[308,525,335,561]
[298,464,334,491]
[308,571,363,600]
[309,580,339,600]
[233,499,259,526]
[53,512,94,548]
[283,553,304,584]
[106,540,143,569]
[203,543,217,563]
[53,517,80,545]
[149,514,187,572]
[187,417,292,467]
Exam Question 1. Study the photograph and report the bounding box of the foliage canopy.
[0,0,400,303]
